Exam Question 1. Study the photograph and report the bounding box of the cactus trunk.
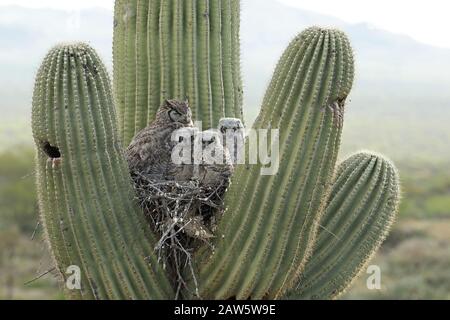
[113,0,243,146]
[192,27,355,300]
[32,43,174,299]
[288,152,400,299]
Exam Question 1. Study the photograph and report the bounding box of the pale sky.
[279,0,450,49]
[0,0,113,10]
[1,0,450,48]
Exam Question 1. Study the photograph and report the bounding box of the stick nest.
[131,172,228,299]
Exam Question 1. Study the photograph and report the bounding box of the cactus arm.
[287,152,400,299]
[33,47,100,299]
[191,27,355,300]
[113,0,243,146]
[32,43,174,300]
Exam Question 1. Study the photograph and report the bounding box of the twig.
[24,267,56,286]
[318,224,341,241]
[30,221,41,240]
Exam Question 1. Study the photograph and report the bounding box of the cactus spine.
[113,0,243,146]
[288,152,400,299]
[192,27,355,300]
[32,43,173,299]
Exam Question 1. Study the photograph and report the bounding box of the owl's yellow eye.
[169,110,182,122]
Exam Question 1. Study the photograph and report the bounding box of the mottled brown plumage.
[126,99,193,179]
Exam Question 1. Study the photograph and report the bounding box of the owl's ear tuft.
[165,99,177,108]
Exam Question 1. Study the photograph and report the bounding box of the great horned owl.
[127,101,244,241]
[166,126,199,182]
[167,128,235,241]
[167,126,235,185]
[178,124,243,241]
[218,118,245,164]
[197,129,234,186]
[126,99,193,179]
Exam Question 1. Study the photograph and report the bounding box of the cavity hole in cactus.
[41,141,61,159]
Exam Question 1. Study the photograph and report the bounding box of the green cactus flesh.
[288,151,400,299]
[113,0,243,145]
[191,27,355,300]
[32,43,173,299]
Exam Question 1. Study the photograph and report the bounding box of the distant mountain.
[242,0,450,118]
[1,0,450,162]
[0,5,113,119]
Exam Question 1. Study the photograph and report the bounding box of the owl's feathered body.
[218,118,245,165]
[196,129,234,187]
[126,100,193,179]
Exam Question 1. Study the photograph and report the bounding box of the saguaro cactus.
[288,152,400,299]
[32,43,173,299]
[192,27,354,300]
[31,0,401,300]
[113,0,243,145]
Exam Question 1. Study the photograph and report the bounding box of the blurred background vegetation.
[1,0,449,299]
